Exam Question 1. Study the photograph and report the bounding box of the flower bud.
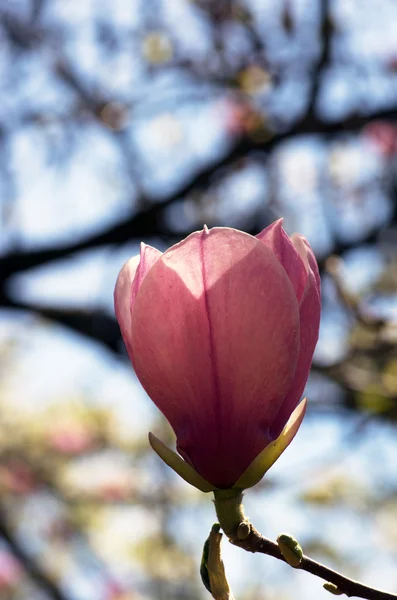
[114,221,321,489]
[323,583,343,595]
[277,533,303,567]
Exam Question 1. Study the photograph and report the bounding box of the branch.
[2,104,397,282]
[0,203,393,356]
[305,0,332,118]
[0,508,70,600]
[1,202,394,359]
[232,526,397,600]
[213,491,397,600]
[0,296,122,353]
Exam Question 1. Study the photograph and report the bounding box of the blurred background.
[1,0,397,599]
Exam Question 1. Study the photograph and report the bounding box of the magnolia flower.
[114,220,321,490]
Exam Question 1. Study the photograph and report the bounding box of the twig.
[231,524,397,600]
[213,491,397,600]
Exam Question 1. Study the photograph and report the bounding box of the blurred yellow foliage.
[142,32,173,64]
[356,385,395,414]
[301,473,369,509]
[134,534,195,580]
[382,359,397,395]
[238,66,272,95]
[377,501,397,548]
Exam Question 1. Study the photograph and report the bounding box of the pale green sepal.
[233,398,307,490]
[148,432,217,492]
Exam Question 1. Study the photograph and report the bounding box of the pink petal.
[256,219,307,302]
[298,234,321,291]
[114,243,162,360]
[269,233,321,438]
[131,243,163,309]
[130,227,300,487]
[114,255,140,359]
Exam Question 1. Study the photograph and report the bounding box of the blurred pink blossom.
[0,551,22,591]
[364,121,397,157]
[49,420,94,455]
[0,461,37,495]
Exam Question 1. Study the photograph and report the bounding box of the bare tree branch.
[0,295,122,353]
[2,103,397,282]
[213,493,397,600]
[232,526,397,600]
[305,0,332,118]
[0,508,70,600]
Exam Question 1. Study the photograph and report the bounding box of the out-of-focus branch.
[0,295,122,353]
[305,0,332,118]
[30,0,47,23]
[0,508,70,600]
[325,256,386,328]
[0,8,42,49]
[0,446,135,594]
[0,215,394,355]
[1,104,397,282]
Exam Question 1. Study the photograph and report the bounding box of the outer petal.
[130,227,300,488]
[114,255,140,359]
[114,243,162,360]
[131,243,163,310]
[256,219,307,303]
[269,234,321,439]
[298,234,321,290]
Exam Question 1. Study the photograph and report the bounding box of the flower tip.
[203,224,209,234]
[269,217,284,233]
[299,396,308,414]
[275,216,284,226]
